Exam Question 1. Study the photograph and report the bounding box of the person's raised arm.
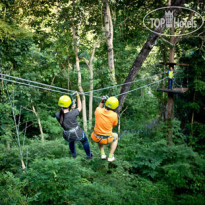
[98,96,108,108]
[76,92,82,112]
[98,98,104,108]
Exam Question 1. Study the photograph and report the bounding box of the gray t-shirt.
[56,109,83,140]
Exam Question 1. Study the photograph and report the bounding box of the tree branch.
[81,57,89,67]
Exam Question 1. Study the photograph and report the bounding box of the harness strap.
[65,126,79,133]
[63,126,81,140]
[93,132,110,139]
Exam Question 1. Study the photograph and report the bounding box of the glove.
[72,91,79,98]
[101,95,109,103]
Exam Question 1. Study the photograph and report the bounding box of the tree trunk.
[21,159,26,169]
[167,93,174,143]
[81,45,98,130]
[166,0,194,144]
[103,0,116,85]
[118,107,127,137]
[72,26,87,132]
[67,64,72,90]
[89,64,93,130]
[162,49,166,121]
[32,105,44,142]
[167,15,175,144]
[117,0,185,113]
[88,47,96,130]
[7,91,26,169]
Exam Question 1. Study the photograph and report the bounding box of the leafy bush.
[0,140,69,173]
[0,171,31,205]
[20,157,173,205]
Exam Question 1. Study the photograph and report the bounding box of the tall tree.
[103,0,116,85]
[117,0,185,113]
[72,0,87,131]
[166,0,195,143]
[81,44,99,130]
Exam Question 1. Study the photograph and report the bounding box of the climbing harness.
[91,132,113,145]
[63,126,82,141]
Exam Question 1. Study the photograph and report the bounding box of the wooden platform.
[157,88,188,94]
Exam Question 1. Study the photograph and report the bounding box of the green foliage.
[194,79,205,93]
[0,1,204,204]
[0,19,31,41]
[0,171,31,205]
[121,92,160,131]
[187,123,205,155]
[22,158,95,204]
[20,155,173,205]
[120,132,205,203]
[41,116,62,138]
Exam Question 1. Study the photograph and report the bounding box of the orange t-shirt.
[94,107,118,136]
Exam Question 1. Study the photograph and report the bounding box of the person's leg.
[171,79,173,89]
[109,133,118,155]
[168,79,171,89]
[68,141,77,158]
[98,143,104,153]
[98,143,106,159]
[81,132,92,158]
[108,133,118,161]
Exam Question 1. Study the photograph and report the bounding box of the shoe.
[108,156,115,162]
[86,153,93,160]
[101,154,107,160]
[72,154,77,158]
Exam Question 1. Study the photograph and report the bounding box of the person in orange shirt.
[91,96,119,162]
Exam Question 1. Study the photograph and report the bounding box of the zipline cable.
[1,72,163,95]
[0,73,98,98]
[0,75,102,99]
[84,73,164,93]
[0,73,79,94]
[1,77,71,95]
[1,77,99,99]
[116,77,167,97]
[0,76,166,99]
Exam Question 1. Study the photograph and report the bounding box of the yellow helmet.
[105,96,119,110]
[58,95,72,108]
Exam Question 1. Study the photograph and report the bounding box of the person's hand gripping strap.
[101,95,109,103]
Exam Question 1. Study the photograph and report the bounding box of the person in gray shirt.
[56,93,93,160]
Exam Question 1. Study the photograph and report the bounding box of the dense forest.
[0,0,204,204]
